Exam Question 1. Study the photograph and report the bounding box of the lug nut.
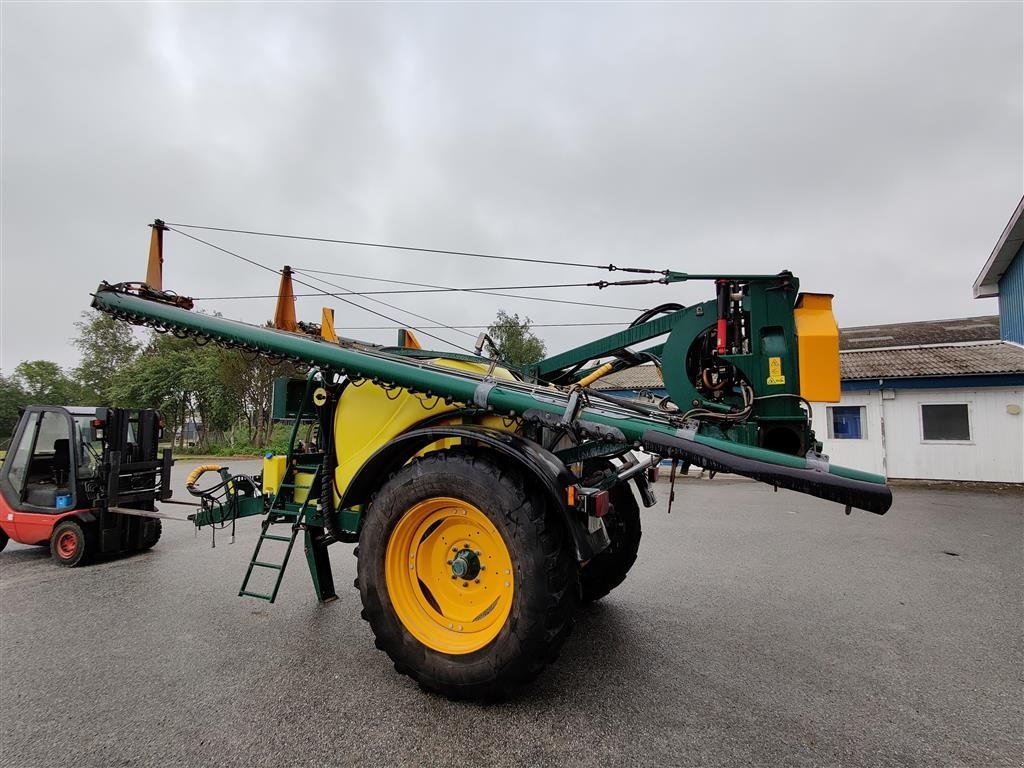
[446,560,452,565]
[474,579,480,584]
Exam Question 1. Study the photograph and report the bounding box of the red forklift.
[0,406,173,565]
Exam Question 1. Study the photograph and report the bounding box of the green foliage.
[107,332,235,451]
[486,310,547,367]
[1,361,91,439]
[12,360,93,404]
[72,311,141,402]
[103,319,301,452]
[0,375,31,439]
[172,423,295,457]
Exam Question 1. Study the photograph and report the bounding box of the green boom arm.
[91,282,891,514]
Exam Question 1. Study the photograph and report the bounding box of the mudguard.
[339,424,611,560]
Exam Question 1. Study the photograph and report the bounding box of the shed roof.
[588,365,664,391]
[839,315,999,349]
[840,341,1024,380]
[974,196,1024,298]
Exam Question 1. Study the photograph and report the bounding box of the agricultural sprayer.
[86,221,891,699]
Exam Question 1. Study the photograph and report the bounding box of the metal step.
[239,590,273,601]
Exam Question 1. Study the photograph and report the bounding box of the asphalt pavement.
[1,459,1021,767]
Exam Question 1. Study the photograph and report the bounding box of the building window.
[828,405,865,439]
[921,404,971,442]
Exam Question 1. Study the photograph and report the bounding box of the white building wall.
[812,386,1024,482]
[811,392,886,476]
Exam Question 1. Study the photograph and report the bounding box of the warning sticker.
[767,356,786,386]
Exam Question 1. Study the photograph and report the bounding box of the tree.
[218,342,300,448]
[12,360,91,404]
[0,375,30,439]
[485,310,547,367]
[72,310,141,402]
[108,331,237,451]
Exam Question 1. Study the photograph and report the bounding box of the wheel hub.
[450,548,481,580]
[56,531,77,558]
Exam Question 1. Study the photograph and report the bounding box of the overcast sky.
[1,2,1021,373]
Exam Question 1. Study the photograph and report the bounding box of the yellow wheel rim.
[385,497,514,655]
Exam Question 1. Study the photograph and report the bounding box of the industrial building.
[593,315,1024,483]
[810,316,1022,482]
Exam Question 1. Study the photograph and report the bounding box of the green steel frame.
[91,282,883,488]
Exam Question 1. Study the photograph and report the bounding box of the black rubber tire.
[139,519,162,550]
[579,470,642,603]
[50,520,93,567]
[0,528,8,552]
[357,450,577,700]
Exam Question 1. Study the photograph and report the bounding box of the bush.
[171,423,303,457]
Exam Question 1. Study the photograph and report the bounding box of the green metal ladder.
[238,462,322,603]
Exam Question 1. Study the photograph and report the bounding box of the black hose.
[641,430,892,515]
[319,387,346,542]
[630,303,685,327]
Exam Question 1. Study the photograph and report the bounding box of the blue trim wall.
[998,245,1024,344]
[843,374,1024,391]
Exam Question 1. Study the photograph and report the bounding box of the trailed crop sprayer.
[87,221,891,699]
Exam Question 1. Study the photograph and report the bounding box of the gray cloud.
[2,2,1021,372]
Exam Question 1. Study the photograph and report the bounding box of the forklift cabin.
[0,406,173,565]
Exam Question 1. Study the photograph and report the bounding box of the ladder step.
[260,534,292,542]
[253,561,284,570]
[239,590,273,600]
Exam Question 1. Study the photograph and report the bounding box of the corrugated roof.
[589,366,664,390]
[839,315,999,349]
[590,365,668,391]
[591,341,1024,391]
[841,341,1024,380]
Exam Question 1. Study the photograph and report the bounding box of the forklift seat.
[52,439,70,486]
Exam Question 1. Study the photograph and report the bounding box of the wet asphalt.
[0,459,1021,768]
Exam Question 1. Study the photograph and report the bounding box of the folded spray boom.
[91,282,891,515]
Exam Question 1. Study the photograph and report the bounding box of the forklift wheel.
[50,520,92,567]
[139,519,162,550]
[0,528,7,552]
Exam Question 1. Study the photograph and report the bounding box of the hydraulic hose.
[642,430,892,515]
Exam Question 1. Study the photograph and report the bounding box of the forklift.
[0,406,173,565]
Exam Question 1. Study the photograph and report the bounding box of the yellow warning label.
[767,356,786,386]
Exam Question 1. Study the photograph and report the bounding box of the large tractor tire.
[357,450,577,700]
[50,519,94,567]
[579,467,642,603]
